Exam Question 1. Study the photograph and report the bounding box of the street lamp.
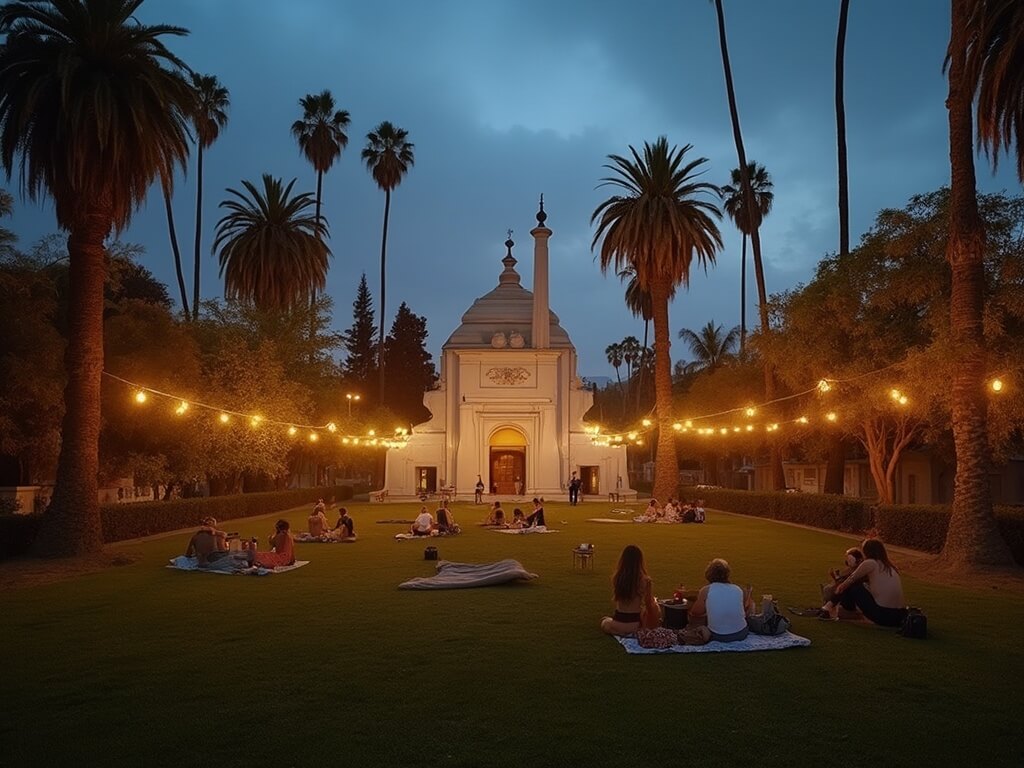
[346,393,361,418]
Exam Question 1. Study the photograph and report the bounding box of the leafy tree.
[383,302,437,425]
[213,174,330,311]
[677,321,740,374]
[0,0,195,556]
[190,73,230,320]
[362,121,415,400]
[592,137,722,503]
[342,273,378,400]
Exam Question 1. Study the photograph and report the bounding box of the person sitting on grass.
[253,519,296,569]
[820,538,907,626]
[486,501,505,526]
[687,558,755,644]
[410,506,436,536]
[437,505,460,535]
[818,546,864,611]
[524,497,546,528]
[637,499,661,522]
[331,508,356,541]
[600,545,661,636]
[308,502,331,538]
[185,517,232,566]
[510,508,526,529]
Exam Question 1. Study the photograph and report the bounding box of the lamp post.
[346,393,361,419]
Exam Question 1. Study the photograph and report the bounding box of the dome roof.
[444,246,572,350]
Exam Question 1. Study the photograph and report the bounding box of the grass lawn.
[2,500,1023,767]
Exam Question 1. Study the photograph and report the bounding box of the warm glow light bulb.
[818,379,832,393]
[991,378,1004,393]
[672,422,682,431]
[288,426,297,437]
[733,426,741,433]
[308,432,319,442]
[745,407,755,417]
[684,420,693,429]
[327,422,337,433]
[250,415,262,428]
[746,424,754,432]
[219,413,230,424]
[890,388,902,401]
[720,428,728,435]
[134,390,147,404]
[368,429,375,436]
[628,432,638,440]
[798,416,809,424]
[826,412,838,422]
[342,437,350,444]
[641,419,652,427]
[635,439,643,446]
[175,401,188,415]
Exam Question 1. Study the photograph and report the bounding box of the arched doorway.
[489,427,526,495]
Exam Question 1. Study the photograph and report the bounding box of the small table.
[573,546,595,570]
[658,599,690,630]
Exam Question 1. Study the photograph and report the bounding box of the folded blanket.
[376,519,415,524]
[587,518,633,524]
[394,532,438,540]
[399,559,538,590]
[495,526,559,534]
[615,631,811,654]
[166,555,310,576]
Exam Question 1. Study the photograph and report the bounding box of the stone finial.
[536,194,547,227]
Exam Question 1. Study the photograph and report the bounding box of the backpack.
[898,607,927,639]
[747,602,791,636]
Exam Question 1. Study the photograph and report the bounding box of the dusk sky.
[7,0,1021,380]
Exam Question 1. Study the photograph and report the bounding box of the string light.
[641,419,652,427]
[745,407,756,417]
[327,422,337,433]
[817,379,832,393]
[672,422,683,431]
[219,413,230,425]
[308,432,318,442]
[250,415,263,428]
[175,401,189,415]
[826,411,838,422]
[134,390,148,404]
[288,426,297,437]
[991,378,1004,393]
[798,416,809,424]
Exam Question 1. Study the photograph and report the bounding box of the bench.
[370,489,389,503]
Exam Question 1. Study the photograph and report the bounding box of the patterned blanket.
[615,631,811,654]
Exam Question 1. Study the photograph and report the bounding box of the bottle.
[250,536,258,552]
[762,594,774,615]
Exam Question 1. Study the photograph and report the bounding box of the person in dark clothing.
[524,497,546,527]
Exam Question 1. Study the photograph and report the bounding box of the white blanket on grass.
[399,559,538,590]
[166,555,310,576]
[394,532,438,540]
[587,518,633,524]
[615,631,811,654]
[495,526,559,534]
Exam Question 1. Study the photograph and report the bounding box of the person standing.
[474,475,485,504]
[568,472,580,505]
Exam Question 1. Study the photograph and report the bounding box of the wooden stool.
[573,545,595,570]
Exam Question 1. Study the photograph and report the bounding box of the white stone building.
[382,203,631,500]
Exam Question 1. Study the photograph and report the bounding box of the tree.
[677,321,740,374]
[713,0,784,490]
[605,342,624,395]
[721,162,773,356]
[941,0,1017,566]
[0,0,194,556]
[212,174,330,311]
[383,302,437,425]
[161,175,189,317]
[619,265,663,412]
[835,0,851,260]
[592,137,722,504]
[342,274,378,399]
[190,73,230,321]
[292,90,350,235]
[362,121,415,401]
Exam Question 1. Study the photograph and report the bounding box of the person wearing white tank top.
[688,558,755,643]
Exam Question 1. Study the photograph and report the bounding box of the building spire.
[499,229,520,285]
[536,194,547,227]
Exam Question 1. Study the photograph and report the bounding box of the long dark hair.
[862,538,898,574]
[612,545,648,601]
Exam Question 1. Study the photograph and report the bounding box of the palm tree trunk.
[715,0,783,490]
[192,143,205,321]
[836,0,851,259]
[649,278,678,504]
[162,183,190,318]
[941,0,1012,568]
[636,319,650,412]
[31,210,111,556]
[378,188,391,404]
[309,169,325,354]
[739,233,747,356]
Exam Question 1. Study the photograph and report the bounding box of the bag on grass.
[424,546,438,561]
[747,608,791,636]
[898,607,927,639]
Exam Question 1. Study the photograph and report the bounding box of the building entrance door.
[490,449,525,495]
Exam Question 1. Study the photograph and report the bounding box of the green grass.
[2,501,1023,767]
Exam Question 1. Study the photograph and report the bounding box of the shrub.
[677,487,873,534]
[877,504,1024,566]
[0,513,44,559]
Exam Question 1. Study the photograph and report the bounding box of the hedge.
[0,487,334,560]
[677,487,1024,566]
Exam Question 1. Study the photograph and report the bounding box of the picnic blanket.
[394,532,438,540]
[495,526,559,534]
[294,533,339,543]
[167,555,310,576]
[377,519,414,524]
[399,559,538,590]
[615,631,811,654]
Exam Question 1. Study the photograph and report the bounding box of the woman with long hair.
[253,520,296,569]
[600,545,661,635]
[826,538,907,626]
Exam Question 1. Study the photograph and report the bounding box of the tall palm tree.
[721,162,773,355]
[713,0,784,490]
[605,342,625,395]
[0,0,194,556]
[678,321,740,374]
[212,174,330,311]
[362,121,414,401]
[161,174,189,316]
[592,137,722,504]
[620,335,641,384]
[190,72,229,320]
[620,266,664,412]
[291,89,350,236]
[940,0,1021,566]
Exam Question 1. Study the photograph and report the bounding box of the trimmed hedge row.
[678,487,1024,566]
[0,487,335,560]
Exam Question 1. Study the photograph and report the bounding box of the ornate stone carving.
[491,332,507,348]
[486,366,530,386]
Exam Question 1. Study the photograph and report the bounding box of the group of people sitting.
[408,504,461,536]
[635,497,706,524]
[307,499,357,541]
[600,536,908,643]
[184,516,296,570]
[482,498,547,528]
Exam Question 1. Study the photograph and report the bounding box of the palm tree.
[721,162,773,355]
[212,174,330,311]
[940,0,1022,566]
[592,137,722,504]
[362,121,414,401]
[0,0,194,556]
[291,90,350,235]
[161,174,189,316]
[605,342,625,395]
[713,0,784,490]
[620,335,641,384]
[190,73,229,320]
[678,321,740,374]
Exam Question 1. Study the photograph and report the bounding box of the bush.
[877,504,1024,566]
[100,487,332,543]
[0,513,44,559]
[677,487,873,534]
